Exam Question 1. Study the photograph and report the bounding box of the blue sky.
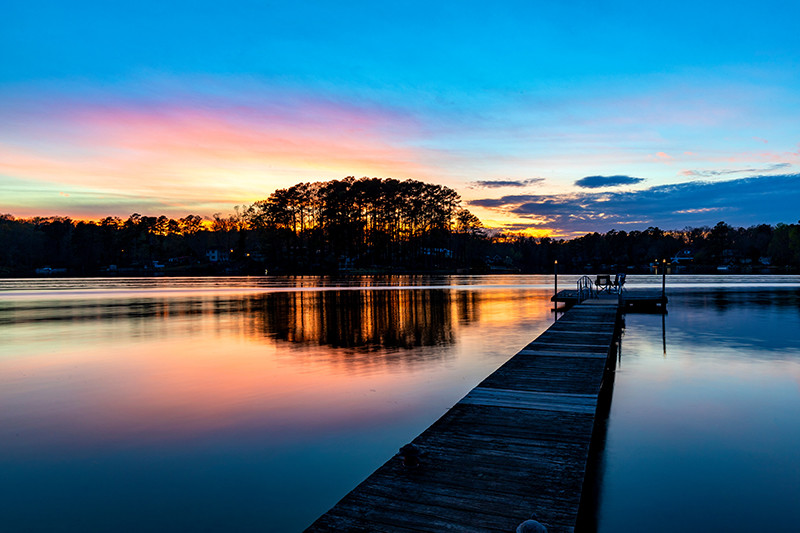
[2,0,799,235]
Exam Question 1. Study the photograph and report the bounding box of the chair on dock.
[614,274,627,294]
[595,274,611,293]
[598,274,625,294]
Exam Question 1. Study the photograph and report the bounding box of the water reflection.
[1,288,482,353]
[688,287,800,312]
[664,289,800,356]
[247,289,480,350]
[597,287,800,533]
[0,282,553,532]
[7,277,800,532]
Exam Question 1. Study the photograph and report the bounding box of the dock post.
[553,260,558,312]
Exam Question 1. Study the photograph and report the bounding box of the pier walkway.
[305,299,621,533]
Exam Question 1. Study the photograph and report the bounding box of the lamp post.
[661,258,667,301]
[553,259,558,313]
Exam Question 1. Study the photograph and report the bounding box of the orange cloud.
[0,100,433,215]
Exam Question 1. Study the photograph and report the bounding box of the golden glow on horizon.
[0,105,433,217]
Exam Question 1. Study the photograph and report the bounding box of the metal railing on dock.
[576,275,595,303]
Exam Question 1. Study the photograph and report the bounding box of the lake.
[1,275,799,531]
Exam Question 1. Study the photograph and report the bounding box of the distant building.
[671,249,694,264]
[206,248,231,262]
[421,247,453,258]
[34,266,67,275]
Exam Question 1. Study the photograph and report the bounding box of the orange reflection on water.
[0,287,554,455]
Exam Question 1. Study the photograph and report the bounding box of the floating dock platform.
[305,299,621,533]
[552,289,667,311]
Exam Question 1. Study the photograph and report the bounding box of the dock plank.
[304,299,620,533]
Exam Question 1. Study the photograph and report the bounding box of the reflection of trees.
[688,289,800,312]
[246,289,480,350]
[666,289,800,356]
[1,289,482,352]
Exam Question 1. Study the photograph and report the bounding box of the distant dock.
[305,298,622,532]
[552,289,667,312]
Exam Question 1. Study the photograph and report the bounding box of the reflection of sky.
[4,279,800,530]
[598,289,800,532]
[0,283,555,531]
[661,290,800,355]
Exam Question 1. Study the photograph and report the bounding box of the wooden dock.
[305,299,621,533]
[552,289,667,311]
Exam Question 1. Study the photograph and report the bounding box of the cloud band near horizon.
[469,174,800,235]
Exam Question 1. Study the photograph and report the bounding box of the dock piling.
[553,260,558,312]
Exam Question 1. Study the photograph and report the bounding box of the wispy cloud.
[469,174,800,234]
[574,175,645,189]
[469,178,545,188]
[469,194,548,208]
[681,162,791,177]
[673,207,724,214]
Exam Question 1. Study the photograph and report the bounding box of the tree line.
[1,177,799,276]
[243,177,483,270]
[490,221,800,273]
[0,177,483,275]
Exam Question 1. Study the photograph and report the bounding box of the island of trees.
[1,176,799,276]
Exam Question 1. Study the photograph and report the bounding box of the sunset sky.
[2,1,799,236]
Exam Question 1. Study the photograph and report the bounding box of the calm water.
[596,286,800,532]
[1,275,799,531]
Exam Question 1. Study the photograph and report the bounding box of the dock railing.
[576,275,595,303]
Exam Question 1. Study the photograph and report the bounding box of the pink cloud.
[0,96,433,216]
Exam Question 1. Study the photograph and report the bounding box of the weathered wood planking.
[304,301,620,533]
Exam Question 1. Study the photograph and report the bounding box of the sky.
[2,0,800,237]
